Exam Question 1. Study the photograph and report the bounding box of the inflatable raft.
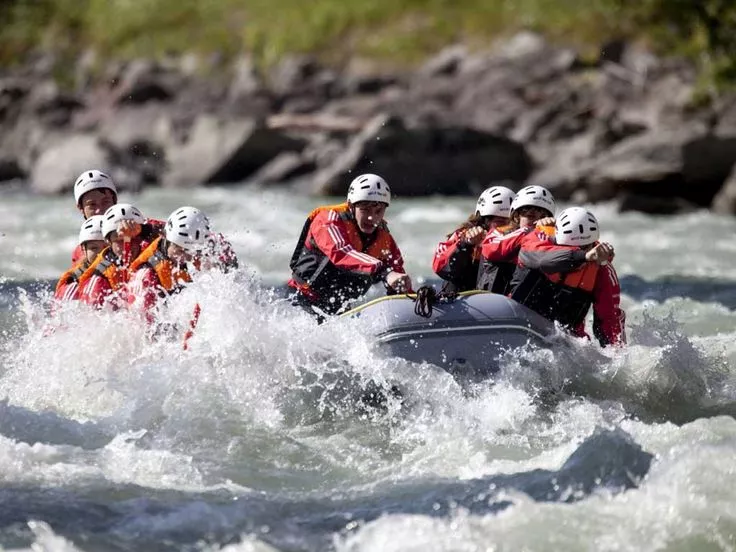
[343,291,558,381]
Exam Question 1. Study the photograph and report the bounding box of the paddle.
[182,302,201,351]
[123,236,132,266]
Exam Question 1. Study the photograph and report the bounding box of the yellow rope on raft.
[340,289,490,317]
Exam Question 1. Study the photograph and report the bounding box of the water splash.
[1,257,735,550]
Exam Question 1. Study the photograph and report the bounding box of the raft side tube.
[342,291,557,380]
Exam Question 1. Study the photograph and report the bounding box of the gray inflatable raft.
[342,291,558,381]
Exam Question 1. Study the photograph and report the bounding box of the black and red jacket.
[433,227,485,293]
[288,203,407,314]
[71,218,165,264]
[510,230,626,346]
[477,224,536,294]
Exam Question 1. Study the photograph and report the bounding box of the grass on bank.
[1,0,735,88]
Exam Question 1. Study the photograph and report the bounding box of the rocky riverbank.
[2,32,736,214]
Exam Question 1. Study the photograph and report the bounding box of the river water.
[1,185,735,551]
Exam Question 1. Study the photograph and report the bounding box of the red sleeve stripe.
[82,276,97,297]
[498,228,526,240]
[62,283,78,301]
[606,265,620,287]
[130,270,147,295]
[325,220,381,267]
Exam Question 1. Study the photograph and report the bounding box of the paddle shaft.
[123,236,132,266]
[183,303,201,351]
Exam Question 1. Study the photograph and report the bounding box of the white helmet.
[78,215,105,245]
[73,170,117,206]
[165,206,211,251]
[510,185,555,216]
[347,174,391,205]
[475,186,516,218]
[102,203,145,240]
[555,207,600,246]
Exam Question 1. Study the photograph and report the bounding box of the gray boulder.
[162,115,305,187]
[575,128,736,208]
[310,114,531,196]
[249,151,316,184]
[30,134,108,195]
[97,105,171,151]
[712,165,736,214]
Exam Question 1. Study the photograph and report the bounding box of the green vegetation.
[1,0,735,86]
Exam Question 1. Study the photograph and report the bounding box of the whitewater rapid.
[1,185,736,551]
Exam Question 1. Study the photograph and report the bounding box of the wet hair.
[448,212,515,238]
[447,214,478,237]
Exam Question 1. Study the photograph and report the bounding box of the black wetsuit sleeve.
[436,241,474,282]
[518,248,587,273]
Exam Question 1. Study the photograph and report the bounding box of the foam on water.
[3,269,734,474]
[336,420,736,552]
[2,187,736,550]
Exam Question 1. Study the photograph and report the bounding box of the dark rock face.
[3,33,736,214]
[0,157,23,184]
[310,115,532,197]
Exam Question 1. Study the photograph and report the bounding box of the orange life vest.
[540,226,599,293]
[321,203,395,258]
[535,224,556,238]
[55,260,89,294]
[548,262,599,292]
[78,247,128,291]
[494,223,518,235]
[510,230,601,329]
[129,237,192,292]
[289,203,396,313]
[290,202,395,278]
